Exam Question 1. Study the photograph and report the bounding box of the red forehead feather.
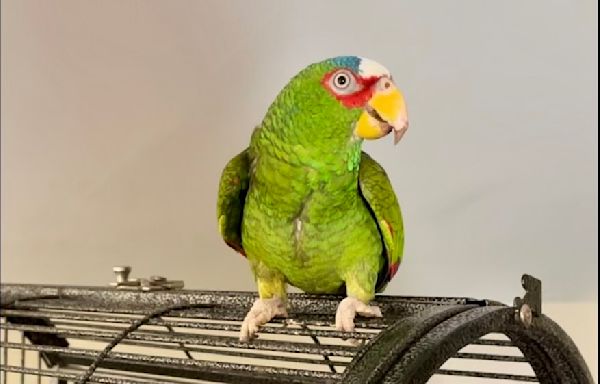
[321,69,380,109]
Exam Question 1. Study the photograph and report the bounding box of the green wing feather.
[217,149,250,256]
[358,151,404,291]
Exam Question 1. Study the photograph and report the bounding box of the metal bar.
[1,340,350,370]
[454,352,528,362]
[1,309,382,335]
[7,302,251,320]
[0,323,358,357]
[0,284,474,307]
[2,344,342,384]
[3,343,347,372]
[9,364,209,384]
[47,318,375,340]
[1,366,80,382]
[59,354,341,384]
[2,321,7,384]
[3,307,391,331]
[3,305,389,329]
[20,332,25,384]
[2,338,351,367]
[37,349,41,384]
[163,323,195,360]
[0,365,197,384]
[1,287,478,331]
[436,369,538,382]
[8,341,344,377]
[294,322,337,373]
[471,338,515,347]
[68,365,223,384]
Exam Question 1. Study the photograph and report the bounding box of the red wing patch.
[381,219,399,280]
[225,241,246,257]
[389,261,400,280]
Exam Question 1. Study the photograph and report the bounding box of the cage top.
[0,283,497,323]
[1,275,594,384]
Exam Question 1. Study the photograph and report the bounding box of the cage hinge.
[109,265,184,292]
[513,274,542,328]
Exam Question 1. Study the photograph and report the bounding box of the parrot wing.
[217,148,251,256]
[358,151,404,291]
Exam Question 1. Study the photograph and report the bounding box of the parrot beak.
[354,77,409,145]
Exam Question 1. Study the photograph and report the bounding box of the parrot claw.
[283,318,303,327]
[346,337,367,347]
[240,297,287,342]
[335,296,382,333]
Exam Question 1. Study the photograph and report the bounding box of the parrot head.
[262,56,409,146]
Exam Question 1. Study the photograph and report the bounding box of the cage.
[0,270,593,384]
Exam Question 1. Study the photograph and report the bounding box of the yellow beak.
[354,77,409,144]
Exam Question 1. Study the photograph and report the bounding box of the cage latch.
[110,265,184,291]
[513,274,542,328]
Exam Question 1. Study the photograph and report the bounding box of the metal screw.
[113,266,132,283]
[519,303,533,328]
[110,266,183,291]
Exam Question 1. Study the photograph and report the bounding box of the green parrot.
[217,56,408,341]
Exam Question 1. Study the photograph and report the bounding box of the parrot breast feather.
[358,151,404,291]
[217,149,250,256]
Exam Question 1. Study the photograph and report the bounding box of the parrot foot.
[240,297,288,342]
[335,296,382,333]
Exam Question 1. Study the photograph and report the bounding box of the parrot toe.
[335,296,382,333]
[239,297,288,342]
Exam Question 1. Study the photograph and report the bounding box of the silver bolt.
[519,303,533,327]
[150,276,167,282]
[113,266,132,284]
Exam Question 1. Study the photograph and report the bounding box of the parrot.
[217,56,408,342]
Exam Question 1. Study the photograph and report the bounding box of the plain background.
[1,0,597,380]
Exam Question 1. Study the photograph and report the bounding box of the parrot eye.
[329,70,358,95]
[333,73,351,88]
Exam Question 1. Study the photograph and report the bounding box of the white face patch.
[358,57,391,78]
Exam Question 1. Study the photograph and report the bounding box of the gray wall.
[1,0,597,303]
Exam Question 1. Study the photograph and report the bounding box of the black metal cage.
[0,273,594,384]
